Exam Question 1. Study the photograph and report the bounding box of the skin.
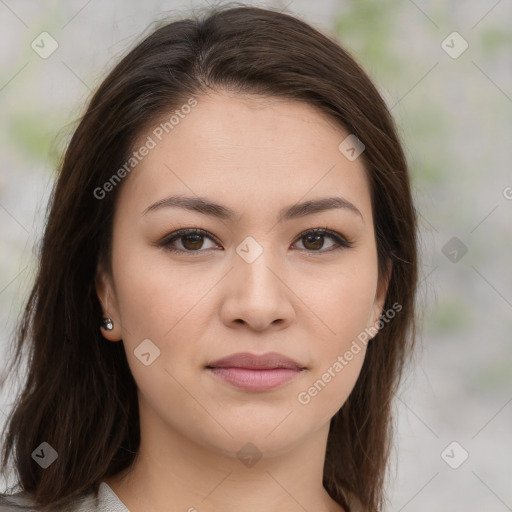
[96,91,390,512]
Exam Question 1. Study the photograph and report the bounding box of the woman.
[0,4,418,512]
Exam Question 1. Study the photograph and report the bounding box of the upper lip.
[206,352,305,370]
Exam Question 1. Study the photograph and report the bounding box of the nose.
[220,248,295,332]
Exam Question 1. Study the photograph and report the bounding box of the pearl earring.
[102,317,114,331]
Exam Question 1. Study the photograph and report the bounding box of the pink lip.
[206,352,306,392]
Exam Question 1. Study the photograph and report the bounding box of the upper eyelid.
[162,228,220,245]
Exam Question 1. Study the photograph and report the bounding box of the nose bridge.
[222,235,294,330]
[235,236,283,299]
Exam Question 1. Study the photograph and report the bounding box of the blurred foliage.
[468,338,512,395]
[334,0,445,190]
[480,27,512,52]
[9,115,56,163]
[335,1,404,78]
[425,296,470,333]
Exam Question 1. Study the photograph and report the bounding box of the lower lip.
[207,367,303,391]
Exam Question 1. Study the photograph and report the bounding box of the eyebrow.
[142,195,363,223]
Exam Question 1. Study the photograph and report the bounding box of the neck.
[104,406,344,512]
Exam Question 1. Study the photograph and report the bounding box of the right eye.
[158,228,221,254]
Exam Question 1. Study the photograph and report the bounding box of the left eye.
[293,228,352,252]
[158,228,352,254]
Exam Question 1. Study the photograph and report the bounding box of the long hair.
[0,4,418,511]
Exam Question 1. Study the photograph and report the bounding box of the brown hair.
[0,4,418,511]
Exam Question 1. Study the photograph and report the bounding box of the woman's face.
[96,91,389,458]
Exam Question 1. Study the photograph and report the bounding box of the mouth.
[205,352,306,392]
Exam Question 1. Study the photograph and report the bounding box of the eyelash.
[157,226,354,255]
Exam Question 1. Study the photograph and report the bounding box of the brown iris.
[302,233,324,251]
[181,234,205,250]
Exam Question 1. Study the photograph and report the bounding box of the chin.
[194,413,317,460]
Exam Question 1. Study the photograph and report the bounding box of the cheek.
[292,252,377,415]
[294,300,371,426]
[110,248,207,413]
[110,244,219,393]
[111,241,210,341]
[295,250,378,346]
[296,348,366,426]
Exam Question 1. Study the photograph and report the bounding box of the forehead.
[115,91,373,225]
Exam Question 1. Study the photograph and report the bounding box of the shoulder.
[0,483,127,512]
[0,490,38,510]
[0,487,99,511]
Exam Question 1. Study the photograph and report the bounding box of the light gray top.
[0,482,129,511]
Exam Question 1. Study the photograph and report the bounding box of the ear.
[95,261,123,342]
[368,258,392,339]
